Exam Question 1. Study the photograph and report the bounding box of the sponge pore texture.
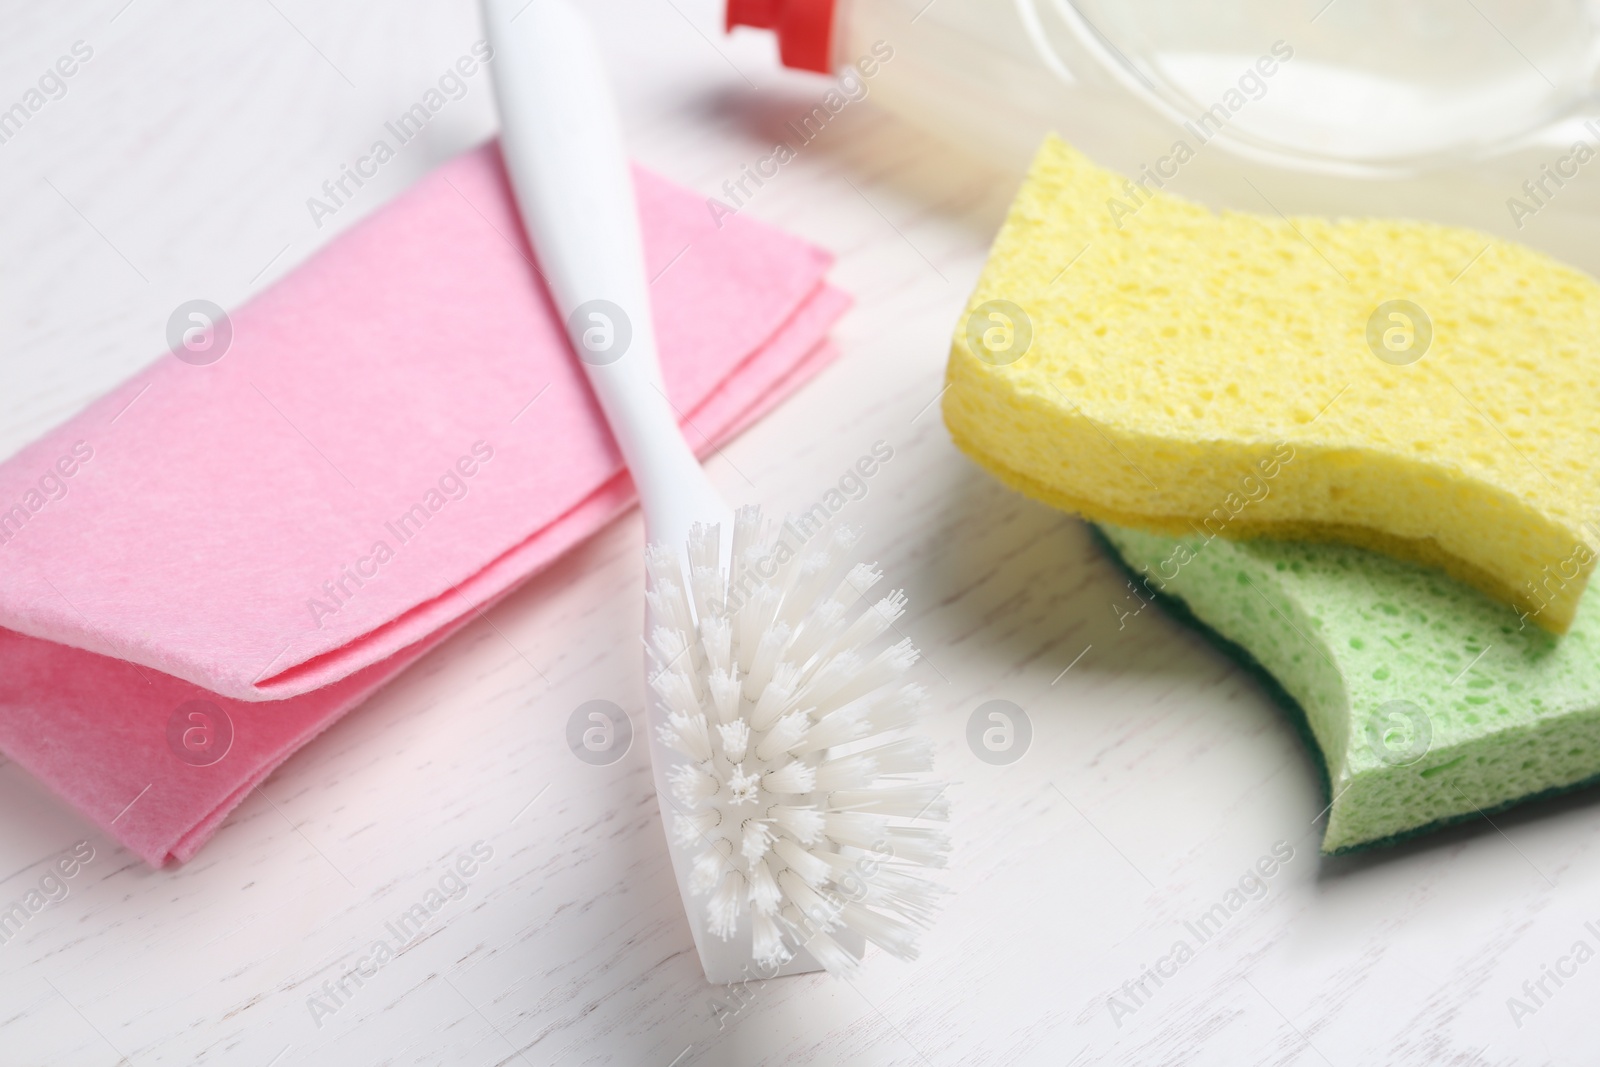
[1099,523,1600,853]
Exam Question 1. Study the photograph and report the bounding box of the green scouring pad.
[1095,523,1600,854]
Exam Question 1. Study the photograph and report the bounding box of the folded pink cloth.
[0,142,847,865]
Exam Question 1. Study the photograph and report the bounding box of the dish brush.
[483,0,950,983]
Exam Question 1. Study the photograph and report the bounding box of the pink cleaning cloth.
[0,142,849,865]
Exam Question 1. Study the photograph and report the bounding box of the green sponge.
[1095,523,1600,853]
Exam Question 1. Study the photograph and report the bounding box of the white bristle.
[708,668,742,724]
[731,505,761,560]
[781,558,838,628]
[727,763,762,805]
[826,591,907,659]
[822,812,889,850]
[648,625,692,672]
[674,808,721,846]
[689,521,720,570]
[687,523,720,620]
[791,923,860,976]
[829,783,949,820]
[644,584,693,645]
[754,710,810,761]
[709,870,745,939]
[742,616,789,700]
[840,562,882,600]
[644,546,694,622]
[778,530,854,625]
[762,760,817,794]
[642,507,949,975]
[870,683,928,732]
[851,865,949,924]
[773,838,832,887]
[823,686,918,744]
[716,719,750,762]
[788,598,849,662]
[651,666,702,718]
[794,693,877,754]
[644,543,685,589]
[839,902,922,960]
[749,663,799,732]
[779,874,842,930]
[747,859,782,914]
[813,738,933,789]
[730,582,770,668]
[878,826,952,868]
[669,763,719,806]
[741,819,775,864]
[691,566,723,622]
[794,714,868,754]
[807,639,921,715]
[795,650,865,709]
[812,752,878,791]
[857,735,935,776]
[691,843,731,894]
[662,709,712,761]
[751,909,790,968]
[771,804,825,843]
[656,721,696,761]
[700,614,732,675]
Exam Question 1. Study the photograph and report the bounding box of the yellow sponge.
[943,136,1600,632]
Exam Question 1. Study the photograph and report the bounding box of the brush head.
[644,505,950,982]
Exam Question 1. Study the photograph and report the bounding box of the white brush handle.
[482,0,729,551]
[484,0,791,984]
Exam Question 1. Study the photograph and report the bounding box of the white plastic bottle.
[727,0,1600,265]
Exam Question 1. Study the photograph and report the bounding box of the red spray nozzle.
[725,0,834,73]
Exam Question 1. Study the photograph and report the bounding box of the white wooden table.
[2,2,1595,1064]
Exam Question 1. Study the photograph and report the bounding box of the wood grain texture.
[2,1,1597,1064]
